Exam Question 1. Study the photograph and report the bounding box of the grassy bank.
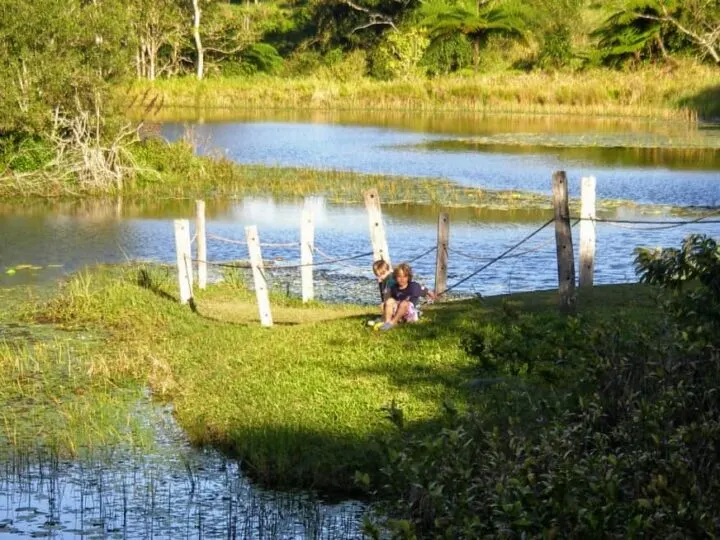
[0,284,153,455]
[2,264,662,493]
[125,63,720,121]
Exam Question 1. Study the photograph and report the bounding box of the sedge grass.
[124,61,720,121]
[15,264,664,493]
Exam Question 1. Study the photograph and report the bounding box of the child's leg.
[383,299,397,323]
[390,300,410,325]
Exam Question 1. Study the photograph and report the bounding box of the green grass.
[124,61,720,121]
[0,283,154,456]
[5,264,663,493]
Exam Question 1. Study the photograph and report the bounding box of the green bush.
[220,44,284,77]
[420,34,473,77]
[370,236,720,538]
[537,24,574,70]
[0,134,55,173]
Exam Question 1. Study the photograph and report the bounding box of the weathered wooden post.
[196,200,207,289]
[552,171,576,313]
[301,203,314,303]
[173,219,193,305]
[364,188,391,267]
[579,176,596,288]
[245,225,273,327]
[434,213,449,296]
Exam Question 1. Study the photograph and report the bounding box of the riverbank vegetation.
[129,62,719,121]
[3,234,720,538]
[0,264,655,490]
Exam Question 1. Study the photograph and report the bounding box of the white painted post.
[364,189,391,267]
[173,219,193,305]
[245,225,273,327]
[435,213,449,296]
[301,205,314,303]
[579,176,596,288]
[196,200,207,289]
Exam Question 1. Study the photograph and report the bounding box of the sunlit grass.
[3,264,663,493]
[124,61,720,121]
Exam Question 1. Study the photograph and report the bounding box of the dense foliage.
[367,234,720,538]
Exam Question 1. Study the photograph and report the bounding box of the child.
[379,262,435,331]
[369,259,395,326]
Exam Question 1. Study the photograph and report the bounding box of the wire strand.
[439,218,555,297]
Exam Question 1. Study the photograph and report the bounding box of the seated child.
[370,259,395,325]
[380,262,435,331]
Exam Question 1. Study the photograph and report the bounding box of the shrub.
[371,28,430,80]
[369,235,720,538]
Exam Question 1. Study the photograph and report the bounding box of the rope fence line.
[175,179,720,325]
[439,218,556,297]
[574,214,720,231]
[207,233,247,246]
[194,250,375,272]
[194,212,718,301]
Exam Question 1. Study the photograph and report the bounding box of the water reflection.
[159,115,720,207]
[139,108,720,142]
[0,405,365,539]
[418,139,720,171]
[1,197,718,299]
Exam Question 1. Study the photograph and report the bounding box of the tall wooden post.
[579,176,596,288]
[552,171,576,313]
[364,189,391,267]
[434,213,449,296]
[196,200,207,289]
[245,225,273,327]
[301,204,314,303]
[174,219,193,305]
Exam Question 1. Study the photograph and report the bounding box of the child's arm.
[421,286,436,301]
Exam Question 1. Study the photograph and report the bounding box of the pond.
[1,110,719,537]
[0,402,366,539]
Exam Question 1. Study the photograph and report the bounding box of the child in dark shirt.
[372,259,396,304]
[380,262,435,331]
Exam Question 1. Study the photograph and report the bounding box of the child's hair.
[372,259,390,275]
[393,262,413,281]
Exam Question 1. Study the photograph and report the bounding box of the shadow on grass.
[679,85,720,121]
[199,413,457,498]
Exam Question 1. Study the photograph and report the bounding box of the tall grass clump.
[127,61,718,121]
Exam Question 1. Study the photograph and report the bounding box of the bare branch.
[341,0,398,33]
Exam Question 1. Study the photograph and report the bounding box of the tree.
[0,0,132,133]
[595,0,720,66]
[130,0,186,80]
[420,0,528,71]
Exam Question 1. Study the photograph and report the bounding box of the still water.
[0,403,365,539]
[1,197,718,299]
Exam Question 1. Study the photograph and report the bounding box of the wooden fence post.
[196,200,207,289]
[245,225,273,327]
[364,188,391,267]
[579,176,596,288]
[552,171,576,313]
[173,219,193,305]
[301,204,314,303]
[435,213,449,296]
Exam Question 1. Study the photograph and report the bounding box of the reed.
[124,61,720,121]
